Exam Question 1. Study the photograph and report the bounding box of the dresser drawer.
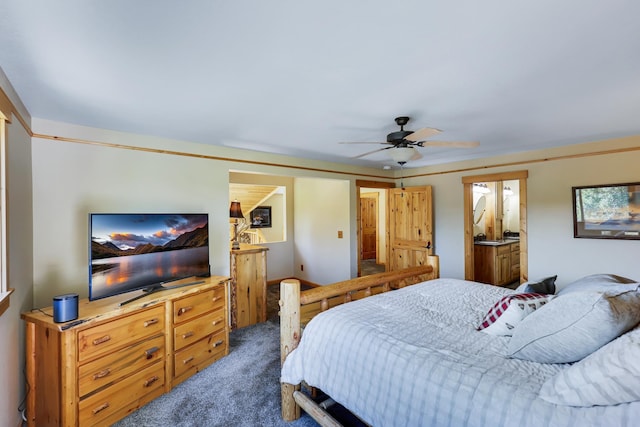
[174,330,227,379]
[78,333,165,398]
[174,310,226,351]
[79,362,165,426]
[78,306,164,362]
[510,242,520,252]
[173,286,225,324]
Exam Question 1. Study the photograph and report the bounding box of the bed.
[280,261,640,427]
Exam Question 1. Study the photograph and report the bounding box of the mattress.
[281,278,640,427]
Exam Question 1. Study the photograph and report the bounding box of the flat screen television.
[89,213,210,305]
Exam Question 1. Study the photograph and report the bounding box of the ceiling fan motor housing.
[387,130,413,143]
[388,116,412,144]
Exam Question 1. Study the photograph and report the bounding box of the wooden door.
[360,194,378,260]
[388,186,433,277]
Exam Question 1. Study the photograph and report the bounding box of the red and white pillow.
[477,293,555,336]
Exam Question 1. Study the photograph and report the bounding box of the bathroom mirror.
[473,195,486,224]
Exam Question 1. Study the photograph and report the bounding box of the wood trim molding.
[461,170,528,184]
[355,179,394,188]
[1,86,32,134]
[33,133,393,180]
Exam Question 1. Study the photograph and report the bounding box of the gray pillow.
[539,325,640,406]
[557,273,637,296]
[515,275,557,294]
[507,287,640,363]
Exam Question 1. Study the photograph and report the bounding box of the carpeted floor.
[114,283,364,427]
[113,319,318,427]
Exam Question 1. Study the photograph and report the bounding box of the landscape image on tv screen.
[89,213,209,300]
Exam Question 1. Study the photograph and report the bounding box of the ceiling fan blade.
[339,141,387,145]
[418,140,480,148]
[405,127,442,142]
[410,149,423,161]
[352,146,392,159]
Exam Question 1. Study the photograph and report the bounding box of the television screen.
[89,213,210,301]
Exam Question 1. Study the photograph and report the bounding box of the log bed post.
[280,279,301,421]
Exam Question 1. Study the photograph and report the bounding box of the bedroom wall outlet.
[300,264,304,271]
[338,230,343,238]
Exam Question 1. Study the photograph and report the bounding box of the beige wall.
[30,119,379,306]
[403,136,640,286]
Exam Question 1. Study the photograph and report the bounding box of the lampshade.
[229,200,244,219]
[388,147,417,164]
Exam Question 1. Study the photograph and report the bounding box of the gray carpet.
[113,319,318,427]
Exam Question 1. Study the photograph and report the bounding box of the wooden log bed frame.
[279,255,440,426]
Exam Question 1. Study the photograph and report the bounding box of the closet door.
[388,186,433,286]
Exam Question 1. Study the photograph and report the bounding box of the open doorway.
[356,180,394,276]
[360,189,385,276]
[462,170,529,284]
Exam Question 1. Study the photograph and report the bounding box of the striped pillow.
[477,293,554,336]
[539,324,640,406]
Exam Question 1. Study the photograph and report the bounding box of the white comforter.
[281,278,640,427]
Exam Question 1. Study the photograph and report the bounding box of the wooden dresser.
[21,276,229,427]
[229,243,268,329]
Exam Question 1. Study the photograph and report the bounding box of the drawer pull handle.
[92,335,111,346]
[93,368,111,380]
[183,356,194,364]
[92,402,110,415]
[178,306,193,316]
[212,318,223,326]
[144,318,159,327]
[145,346,159,359]
[212,296,220,302]
[144,375,159,387]
[182,331,194,339]
[213,339,224,348]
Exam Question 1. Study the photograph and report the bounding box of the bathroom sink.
[474,240,510,246]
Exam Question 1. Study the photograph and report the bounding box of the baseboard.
[267,277,321,288]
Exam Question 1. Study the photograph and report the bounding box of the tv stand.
[21,276,229,426]
[118,280,206,306]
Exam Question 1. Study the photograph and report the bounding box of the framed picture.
[572,182,640,240]
[250,206,272,228]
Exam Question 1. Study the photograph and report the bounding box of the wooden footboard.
[280,256,440,424]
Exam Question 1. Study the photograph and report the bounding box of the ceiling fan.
[340,116,479,163]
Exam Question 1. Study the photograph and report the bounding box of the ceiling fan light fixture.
[388,147,417,164]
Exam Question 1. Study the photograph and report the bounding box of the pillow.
[477,293,554,336]
[557,273,638,296]
[539,325,640,406]
[515,275,557,294]
[508,288,640,363]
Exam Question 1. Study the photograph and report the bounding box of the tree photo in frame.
[573,182,640,239]
[250,206,272,228]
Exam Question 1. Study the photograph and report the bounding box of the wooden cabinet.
[22,277,229,427]
[230,243,268,329]
[474,241,520,286]
[510,242,520,282]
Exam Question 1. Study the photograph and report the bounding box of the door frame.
[462,170,528,283]
[356,180,394,277]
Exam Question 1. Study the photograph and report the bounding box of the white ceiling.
[1,1,639,169]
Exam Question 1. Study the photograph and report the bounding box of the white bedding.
[281,278,640,427]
